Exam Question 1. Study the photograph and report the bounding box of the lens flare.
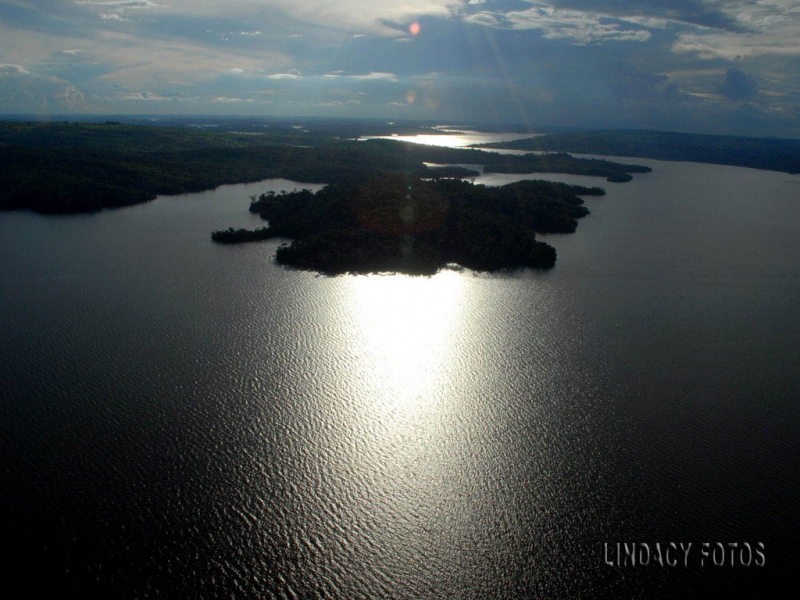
[409,22,420,36]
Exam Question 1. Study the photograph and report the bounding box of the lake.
[1,148,799,597]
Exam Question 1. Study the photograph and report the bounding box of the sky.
[1,0,799,136]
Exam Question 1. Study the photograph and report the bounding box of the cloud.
[114,0,458,37]
[212,96,254,103]
[669,0,800,59]
[719,67,758,101]
[0,64,31,76]
[673,31,800,61]
[0,65,87,112]
[272,71,398,82]
[0,0,797,135]
[119,91,174,101]
[84,32,290,86]
[76,1,159,6]
[542,0,746,31]
[77,0,161,22]
[351,71,397,81]
[55,84,85,109]
[466,2,653,44]
[100,13,128,21]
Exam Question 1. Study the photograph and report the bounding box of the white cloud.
[0,22,83,65]
[266,70,397,82]
[76,1,159,6]
[352,71,397,80]
[0,64,31,76]
[77,0,161,23]
[118,91,175,101]
[55,84,85,109]
[615,16,675,30]
[671,0,800,59]
[0,66,86,112]
[87,32,290,86]
[673,31,800,59]
[212,96,254,103]
[464,0,797,49]
[61,49,83,55]
[127,0,460,36]
[467,3,652,44]
[464,12,501,28]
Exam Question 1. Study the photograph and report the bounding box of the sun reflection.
[346,270,464,412]
[359,131,543,150]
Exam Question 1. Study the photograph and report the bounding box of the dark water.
[2,164,799,598]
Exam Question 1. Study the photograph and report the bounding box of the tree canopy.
[214,176,605,275]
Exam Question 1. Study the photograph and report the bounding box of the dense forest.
[213,176,605,275]
[0,121,646,213]
[474,129,800,174]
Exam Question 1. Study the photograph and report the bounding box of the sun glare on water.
[346,270,464,412]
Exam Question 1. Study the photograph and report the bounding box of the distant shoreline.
[473,129,800,175]
[0,121,648,214]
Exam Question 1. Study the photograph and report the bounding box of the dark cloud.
[719,67,757,102]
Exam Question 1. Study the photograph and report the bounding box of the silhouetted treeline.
[481,152,650,182]
[418,166,481,179]
[215,175,604,275]
[475,129,800,174]
[0,122,644,213]
[210,227,274,244]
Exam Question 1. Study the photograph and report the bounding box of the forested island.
[212,176,604,275]
[0,121,645,213]
[474,129,800,174]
